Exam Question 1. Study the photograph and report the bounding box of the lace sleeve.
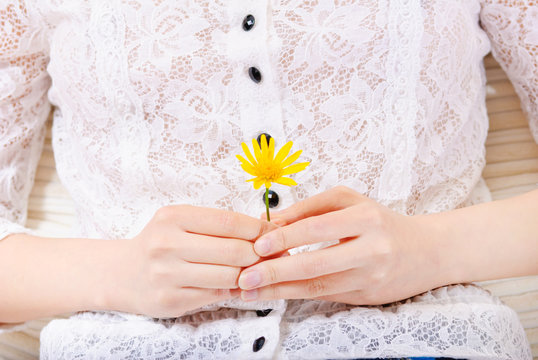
[0,0,51,334]
[0,1,51,242]
[480,0,538,142]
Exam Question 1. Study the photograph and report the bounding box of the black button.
[252,336,265,352]
[242,15,255,31]
[262,190,279,208]
[256,309,272,317]
[248,67,262,83]
[256,133,272,147]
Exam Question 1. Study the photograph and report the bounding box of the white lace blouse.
[0,0,536,358]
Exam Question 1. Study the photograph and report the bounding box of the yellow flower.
[236,134,310,190]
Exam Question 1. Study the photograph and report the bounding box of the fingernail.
[254,236,271,256]
[242,289,258,301]
[272,218,285,227]
[238,270,262,289]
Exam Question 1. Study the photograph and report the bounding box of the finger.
[180,233,260,267]
[181,263,241,289]
[238,241,358,290]
[240,269,362,301]
[254,206,359,256]
[154,205,277,240]
[271,186,364,225]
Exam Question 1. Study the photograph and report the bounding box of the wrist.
[90,239,129,313]
[413,213,465,287]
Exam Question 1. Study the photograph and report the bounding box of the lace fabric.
[39,285,530,359]
[0,0,536,358]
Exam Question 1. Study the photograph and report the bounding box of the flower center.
[259,163,281,180]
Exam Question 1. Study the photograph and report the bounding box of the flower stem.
[265,187,271,222]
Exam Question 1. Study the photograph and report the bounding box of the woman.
[0,0,536,358]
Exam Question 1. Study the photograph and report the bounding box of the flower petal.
[260,134,269,161]
[268,136,275,161]
[274,177,297,186]
[280,150,302,168]
[239,137,308,190]
[252,138,262,163]
[253,178,265,189]
[274,141,293,164]
[236,154,251,165]
[281,162,310,176]
[241,142,257,165]
[241,162,258,176]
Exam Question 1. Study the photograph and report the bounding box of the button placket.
[239,11,263,84]
[230,1,283,140]
[233,0,287,215]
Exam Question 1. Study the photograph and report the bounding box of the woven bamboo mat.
[0,53,537,359]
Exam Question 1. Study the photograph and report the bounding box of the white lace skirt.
[39,285,531,359]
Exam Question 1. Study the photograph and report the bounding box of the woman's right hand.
[111,205,274,318]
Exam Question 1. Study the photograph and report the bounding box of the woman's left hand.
[238,186,453,305]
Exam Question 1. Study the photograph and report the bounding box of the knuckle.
[221,241,258,267]
[154,206,176,222]
[270,285,281,300]
[214,288,231,299]
[311,255,328,274]
[223,268,241,288]
[306,278,326,297]
[362,205,386,229]
[333,186,363,207]
[240,245,260,266]
[274,229,289,252]
[221,241,242,264]
[297,254,326,276]
[333,185,359,200]
[292,201,308,221]
[373,238,395,260]
[264,264,279,285]
[258,220,275,238]
[155,289,175,309]
[304,217,325,237]
[368,266,388,282]
[146,238,168,259]
[217,211,239,234]
[146,232,176,257]
[148,269,161,285]
[148,264,172,285]
[334,185,352,196]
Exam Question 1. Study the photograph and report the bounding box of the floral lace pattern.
[0,0,536,358]
[39,285,531,359]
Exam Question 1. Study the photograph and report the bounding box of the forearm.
[420,189,538,285]
[0,234,123,323]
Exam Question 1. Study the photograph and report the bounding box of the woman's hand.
[237,186,450,305]
[113,205,274,318]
